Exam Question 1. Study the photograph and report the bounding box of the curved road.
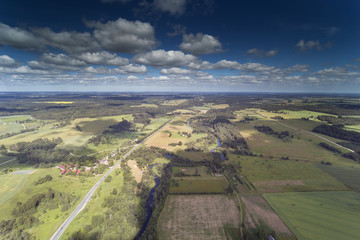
[50,118,174,240]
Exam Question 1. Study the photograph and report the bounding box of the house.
[57,165,65,169]
[60,169,66,175]
[76,170,81,175]
[65,169,71,174]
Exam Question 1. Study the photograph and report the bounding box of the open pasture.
[157,195,240,240]
[230,155,347,192]
[264,191,360,240]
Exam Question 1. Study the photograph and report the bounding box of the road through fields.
[50,117,174,240]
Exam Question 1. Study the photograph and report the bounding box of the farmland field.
[317,164,360,192]
[169,177,228,194]
[264,191,360,240]
[157,195,240,240]
[241,194,295,239]
[237,119,354,166]
[230,155,348,192]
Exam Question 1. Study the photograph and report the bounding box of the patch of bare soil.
[158,195,240,240]
[127,160,143,183]
[253,180,304,186]
[241,195,292,235]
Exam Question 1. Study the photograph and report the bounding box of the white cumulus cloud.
[133,50,197,67]
[180,33,222,55]
[86,18,157,53]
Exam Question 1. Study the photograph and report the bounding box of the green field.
[0,114,133,147]
[0,173,29,205]
[264,191,360,240]
[231,155,348,192]
[170,177,228,194]
[237,119,354,166]
[317,164,360,192]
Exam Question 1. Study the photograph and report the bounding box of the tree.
[178,141,182,146]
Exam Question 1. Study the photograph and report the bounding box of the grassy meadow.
[264,191,360,240]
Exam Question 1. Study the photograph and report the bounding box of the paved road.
[50,118,174,240]
[256,111,354,153]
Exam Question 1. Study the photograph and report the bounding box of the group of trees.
[313,124,360,143]
[317,115,360,126]
[103,119,135,134]
[0,188,76,240]
[254,125,292,141]
[9,138,69,165]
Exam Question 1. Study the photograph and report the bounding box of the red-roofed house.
[60,169,66,174]
[76,170,81,175]
[65,169,71,174]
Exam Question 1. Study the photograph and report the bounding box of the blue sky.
[0,0,359,92]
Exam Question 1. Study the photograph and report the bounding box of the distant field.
[264,191,360,240]
[131,103,158,108]
[162,99,188,106]
[158,195,240,240]
[211,104,229,109]
[317,164,360,192]
[230,155,347,192]
[170,177,228,194]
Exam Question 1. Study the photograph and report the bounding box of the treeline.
[317,115,360,125]
[254,125,292,140]
[87,135,111,146]
[313,124,360,143]
[0,188,76,240]
[318,142,341,153]
[139,164,172,240]
[8,138,96,166]
[0,128,38,140]
[103,119,134,134]
[10,138,68,165]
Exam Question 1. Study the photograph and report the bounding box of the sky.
[0,0,359,92]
